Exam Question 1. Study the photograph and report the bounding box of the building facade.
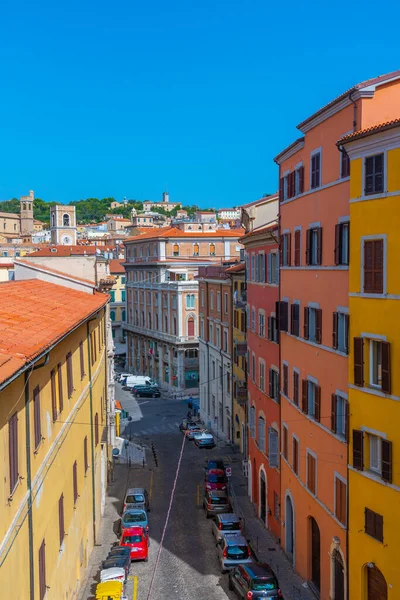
[109,259,127,344]
[341,120,400,600]
[0,280,108,600]
[143,191,182,213]
[50,205,77,245]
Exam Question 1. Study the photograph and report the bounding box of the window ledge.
[282,332,349,358]
[349,383,400,402]
[349,465,400,492]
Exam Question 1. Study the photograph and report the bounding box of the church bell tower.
[20,190,35,234]
[50,205,77,245]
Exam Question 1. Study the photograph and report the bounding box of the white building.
[217,208,241,221]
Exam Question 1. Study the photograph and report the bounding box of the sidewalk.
[228,454,315,600]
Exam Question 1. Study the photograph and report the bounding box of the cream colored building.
[143,191,182,213]
[50,205,77,245]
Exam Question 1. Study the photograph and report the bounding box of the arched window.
[193,243,199,256]
[186,294,195,309]
[173,243,179,256]
[187,317,195,337]
[23,203,26,211]
[63,213,70,226]
[110,310,116,321]
[210,243,216,256]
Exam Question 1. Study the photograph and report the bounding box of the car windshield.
[126,494,144,503]
[209,461,223,469]
[124,512,146,523]
[252,578,278,591]
[208,474,226,483]
[222,522,240,530]
[226,545,249,559]
[123,535,143,543]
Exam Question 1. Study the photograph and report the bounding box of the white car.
[100,567,126,583]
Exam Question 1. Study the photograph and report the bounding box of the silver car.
[216,533,254,573]
[211,513,242,542]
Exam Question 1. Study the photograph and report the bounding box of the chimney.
[163,191,169,203]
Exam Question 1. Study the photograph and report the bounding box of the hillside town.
[0,70,399,600]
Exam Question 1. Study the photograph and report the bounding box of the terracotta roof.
[0,263,14,268]
[225,262,245,273]
[26,245,116,257]
[124,226,244,242]
[14,259,95,285]
[109,259,125,274]
[240,222,278,243]
[338,118,400,144]
[0,280,108,386]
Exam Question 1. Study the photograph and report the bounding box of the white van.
[124,375,157,389]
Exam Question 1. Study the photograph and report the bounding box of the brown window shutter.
[299,165,304,193]
[286,232,291,266]
[279,176,284,201]
[280,238,284,267]
[344,314,350,354]
[39,540,46,600]
[287,173,292,198]
[268,316,272,341]
[293,371,299,405]
[9,413,18,493]
[331,394,337,433]
[294,230,300,266]
[283,364,288,396]
[374,513,384,542]
[381,439,392,483]
[363,241,373,292]
[303,307,309,339]
[293,438,299,474]
[95,413,99,445]
[381,341,391,394]
[334,223,341,265]
[353,429,364,470]
[73,461,78,504]
[34,385,41,449]
[79,341,85,379]
[51,369,57,422]
[291,303,300,336]
[353,337,364,386]
[374,239,384,293]
[305,229,311,265]
[314,385,321,422]
[269,369,273,398]
[58,494,65,547]
[315,308,322,344]
[345,401,349,442]
[302,379,308,414]
[316,227,323,265]
[57,363,64,413]
[291,171,296,197]
[84,436,88,472]
[365,507,374,536]
[307,454,316,494]
[332,312,338,349]
[283,427,288,459]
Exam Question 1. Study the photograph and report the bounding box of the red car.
[120,526,149,562]
[205,468,227,491]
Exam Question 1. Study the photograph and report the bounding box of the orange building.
[274,70,400,600]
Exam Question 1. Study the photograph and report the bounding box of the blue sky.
[1,0,399,207]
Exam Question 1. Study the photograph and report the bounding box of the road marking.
[137,401,150,406]
[133,575,138,600]
[197,484,200,506]
[149,469,153,501]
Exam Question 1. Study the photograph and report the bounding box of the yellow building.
[226,262,248,454]
[0,279,108,600]
[340,119,400,600]
[109,259,126,344]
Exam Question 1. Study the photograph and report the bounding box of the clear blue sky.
[1,0,399,207]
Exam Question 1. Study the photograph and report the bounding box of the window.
[258,312,265,337]
[293,371,299,406]
[363,239,384,294]
[33,385,41,449]
[268,316,279,343]
[290,303,300,336]
[223,330,228,352]
[109,290,115,302]
[353,431,392,483]
[249,406,255,438]
[294,230,301,266]
[251,255,255,281]
[259,361,265,392]
[268,252,279,284]
[84,436,89,472]
[209,323,213,344]
[292,437,299,475]
[258,416,266,452]
[282,363,288,396]
[216,327,220,348]
[9,413,18,494]
[282,425,288,460]
[59,494,65,547]
[332,312,349,353]
[274,492,280,520]
[331,394,348,439]
[281,233,291,266]
[212,360,216,379]
[252,354,256,381]
[335,478,347,525]
[341,151,350,178]
[311,151,321,189]
[251,308,255,331]
[187,317,195,336]
[307,452,317,495]
[73,461,78,504]
[57,363,64,412]
[200,319,204,340]
[121,276,126,284]
[302,379,321,421]
[63,213,70,226]
[306,227,322,266]
[66,352,74,398]
[224,293,228,314]
[39,540,46,600]
[365,508,383,542]
[121,290,126,302]
[193,243,199,256]
[371,339,390,392]
[258,253,266,282]
[201,288,204,307]
[304,307,322,344]
[295,165,304,195]
[369,434,381,474]
[110,310,116,322]
[334,222,349,265]
[268,428,279,467]
[269,369,279,402]
[365,153,384,195]
[210,291,214,309]
[173,243,179,256]
[186,294,195,308]
[209,243,216,256]
[217,292,221,312]
[95,412,99,445]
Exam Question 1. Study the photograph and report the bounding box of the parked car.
[120,509,150,542]
[203,489,231,518]
[101,555,130,581]
[205,468,227,491]
[132,385,161,398]
[194,432,216,449]
[107,546,132,560]
[125,375,157,389]
[118,373,131,383]
[96,580,127,600]
[228,563,283,598]
[179,419,197,431]
[211,513,242,541]
[186,424,204,440]
[120,526,149,561]
[205,458,225,476]
[216,533,254,573]
[123,487,150,513]
[100,566,127,584]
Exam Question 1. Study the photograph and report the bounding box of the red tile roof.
[338,118,400,144]
[124,226,244,242]
[14,259,95,285]
[239,222,278,243]
[0,280,108,386]
[225,262,245,273]
[109,259,125,274]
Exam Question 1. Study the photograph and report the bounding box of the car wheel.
[144,556,148,562]
[228,576,234,590]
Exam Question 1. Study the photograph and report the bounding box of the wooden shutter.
[381,341,391,394]
[332,312,338,349]
[9,413,18,493]
[276,301,288,332]
[268,428,279,468]
[279,176,284,201]
[353,429,364,470]
[269,369,273,398]
[291,171,296,197]
[315,308,322,344]
[66,353,74,398]
[292,438,299,474]
[314,385,321,422]
[364,239,384,293]
[33,385,41,449]
[381,439,392,483]
[84,436,88,472]
[331,394,337,433]
[38,539,46,600]
[307,454,316,494]
[57,363,64,413]
[363,240,373,292]
[334,223,341,265]
[283,427,288,460]
[294,230,301,266]
[291,303,299,336]
[344,314,349,354]
[305,229,311,265]
[280,237,284,266]
[283,364,288,396]
[286,233,291,266]
[374,238,384,293]
[268,316,272,341]
[316,227,323,265]
[335,478,346,524]
[302,379,308,413]
[345,401,349,442]
[51,369,57,422]
[299,165,304,193]
[58,494,65,547]
[79,341,85,379]
[365,508,383,542]
[95,413,99,445]
[73,461,78,504]
[303,307,309,339]
[293,371,299,406]
[353,337,364,386]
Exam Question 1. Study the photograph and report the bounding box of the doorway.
[310,517,321,593]
[252,458,257,505]
[333,550,345,600]
[367,566,387,600]
[285,495,294,563]
[260,470,266,523]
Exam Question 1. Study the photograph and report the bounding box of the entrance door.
[260,471,266,523]
[333,550,345,600]
[310,517,321,592]
[368,566,387,600]
[187,318,195,336]
[285,495,294,562]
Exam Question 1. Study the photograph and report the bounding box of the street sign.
[226,467,232,477]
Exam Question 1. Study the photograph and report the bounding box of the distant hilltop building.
[143,192,182,213]
[217,207,241,221]
[0,190,35,237]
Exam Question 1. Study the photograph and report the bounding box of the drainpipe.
[86,314,100,546]
[26,352,50,600]
[349,91,357,132]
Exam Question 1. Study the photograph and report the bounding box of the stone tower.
[20,190,35,234]
[50,205,77,245]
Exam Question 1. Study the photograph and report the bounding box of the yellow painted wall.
[0,311,107,600]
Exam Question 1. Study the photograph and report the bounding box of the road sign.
[226,467,232,477]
